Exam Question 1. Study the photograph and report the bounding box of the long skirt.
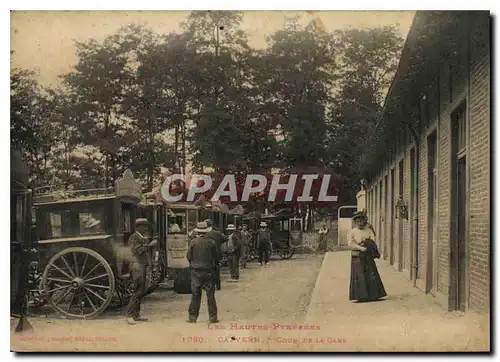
[349,255,387,302]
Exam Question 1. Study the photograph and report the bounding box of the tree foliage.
[11,12,404,206]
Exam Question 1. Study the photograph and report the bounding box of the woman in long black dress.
[348,212,387,302]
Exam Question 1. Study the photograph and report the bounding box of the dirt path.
[11,254,323,352]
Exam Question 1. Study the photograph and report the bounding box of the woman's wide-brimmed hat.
[260,221,267,227]
[194,221,213,233]
[135,218,150,226]
[85,218,100,229]
[226,224,236,231]
[351,211,367,221]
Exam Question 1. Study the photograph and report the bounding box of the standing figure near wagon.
[257,222,271,266]
[317,224,328,253]
[224,224,242,281]
[124,218,158,325]
[239,225,250,268]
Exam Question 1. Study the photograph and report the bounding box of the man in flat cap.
[124,218,158,325]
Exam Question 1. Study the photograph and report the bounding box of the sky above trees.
[11,11,415,86]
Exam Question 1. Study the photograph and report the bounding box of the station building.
[362,11,490,313]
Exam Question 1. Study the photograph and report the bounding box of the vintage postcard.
[10,10,491,352]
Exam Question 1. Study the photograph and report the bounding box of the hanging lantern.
[395,197,409,220]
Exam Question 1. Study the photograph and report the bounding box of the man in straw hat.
[257,221,271,266]
[124,218,158,325]
[225,224,242,281]
[186,221,220,323]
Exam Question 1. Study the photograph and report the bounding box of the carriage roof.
[33,169,142,206]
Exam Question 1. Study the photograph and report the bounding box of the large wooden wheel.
[41,247,115,319]
[277,248,294,260]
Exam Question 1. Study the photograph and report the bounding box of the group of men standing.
[121,216,273,325]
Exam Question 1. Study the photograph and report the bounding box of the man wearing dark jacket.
[225,224,242,281]
[257,221,271,266]
[204,219,227,290]
[205,219,227,253]
[186,221,219,323]
[124,218,158,325]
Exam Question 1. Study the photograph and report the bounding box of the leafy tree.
[326,26,404,203]
[261,17,336,170]
[11,68,57,186]
[62,24,152,188]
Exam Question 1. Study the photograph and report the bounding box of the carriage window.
[79,211,105,235]
[169,212,187,234]
[339,208,357,219]
[49,212,64,237]
[122,209,131,233]
[290,219,302,231]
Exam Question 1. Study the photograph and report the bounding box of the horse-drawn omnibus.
[30,169,158,319]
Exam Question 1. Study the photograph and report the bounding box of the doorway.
[398,159,405,271]
[451,102,468,311]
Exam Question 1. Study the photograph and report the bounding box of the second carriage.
[243,210,303,260]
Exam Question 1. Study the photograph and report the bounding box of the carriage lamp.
[395,197,409,220]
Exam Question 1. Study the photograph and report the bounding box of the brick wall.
[365,13,490,314]
[437,61,452,296]
[467,14,490,313]
[418,126,428,284]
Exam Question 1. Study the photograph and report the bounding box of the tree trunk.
[147,125,155,191]
[104,114,110,189]
[181,118,186,175]
[174,123,179,173]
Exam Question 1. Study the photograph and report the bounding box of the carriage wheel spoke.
[53,288,73,306]
[84,273,109,283]
[66,292,78,313]
[46,284,71,294]
[73,252,79,276]
[85,287,106,302]
[82,263,102,280]
[85,283,111,290]
[46,277,72,284]
[50,263,73,280]
[60,255,76,278]
[84,291,97,312]
[80,254,89,277]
